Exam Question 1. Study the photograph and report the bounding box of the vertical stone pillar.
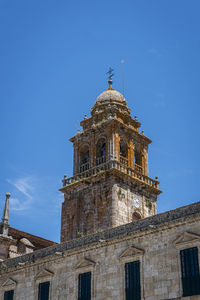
[114,132,120,161]
[143,147,149,176]
[90,134,95,168]
[92,133,96,167]
[73,144,79,175]
[128,140,134,169]
[73,144,77,175]
[110,129,115,160]
[106,127,113,160]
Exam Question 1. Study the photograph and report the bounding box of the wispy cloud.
[7,176,35,211]
[8,177,33,199]
[9,197,30,211]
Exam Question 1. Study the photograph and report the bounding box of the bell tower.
[60,78,161,242]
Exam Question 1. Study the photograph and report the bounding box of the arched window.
[132,211,141,222]
[134,151,142,166]
[120,139,128,166]
[96,138,106,165]
[134,149,143,173]
[80,145,89,172]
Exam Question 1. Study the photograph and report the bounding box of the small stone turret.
[2,193,10,236]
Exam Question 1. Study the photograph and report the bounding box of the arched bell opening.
[134,149,143,174]
[96,138,106,165]
[119,138,128,166]
[80,145,90,173]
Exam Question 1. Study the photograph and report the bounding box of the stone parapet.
[1,200,200,272]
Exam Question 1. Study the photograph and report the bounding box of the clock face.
[133,197,140,208]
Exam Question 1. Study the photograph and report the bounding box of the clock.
[133,197,140,208]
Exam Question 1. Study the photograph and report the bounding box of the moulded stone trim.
[35,268,54,280]
[173,231,200,248]
[119,245,144,261]
[1,277,17,288]
[75,257,96,270]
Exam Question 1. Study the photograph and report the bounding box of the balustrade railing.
[63,160,159,189]
[120,156,128,166]
[134,163,143,174]
[80,162,90,173]
[96,156,106,165]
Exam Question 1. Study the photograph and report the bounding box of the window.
[78,272,91,300]
[120,139,128,158]
[134,151,142,166]
[4,290,14,300]
[38,281,50,300]
[132,212,141,222]
[125,261,141,300]
[80,145,89,172]
[180,247,200,296]
[96,138,106,165]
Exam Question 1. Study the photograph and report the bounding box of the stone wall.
[61,170,158,242]
[1,202,200,299]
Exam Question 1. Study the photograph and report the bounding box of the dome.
[95,89,125,104]
[95,81,126,105]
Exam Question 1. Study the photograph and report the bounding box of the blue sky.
[0,0,200,242]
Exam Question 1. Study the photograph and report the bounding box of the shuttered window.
[38,281,50,300]
[180,247,200,296]
[4,290,14,300]
[125,261,141,300]
[78,272,91,300]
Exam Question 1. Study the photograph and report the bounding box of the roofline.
[8,227,57,245]
[0,200,200,271]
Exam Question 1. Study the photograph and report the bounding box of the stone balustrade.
[120,155,128,166]
[63,159,159,189]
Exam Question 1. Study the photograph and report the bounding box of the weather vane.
[106,67,114,81]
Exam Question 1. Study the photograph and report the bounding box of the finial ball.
[6,193,11,198]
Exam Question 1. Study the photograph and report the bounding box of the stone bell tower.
[60,78,161,242]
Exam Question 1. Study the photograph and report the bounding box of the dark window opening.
[38,281,50,300]
[180,247,200,296]
[120,140,128,158]
[96,139,106,165]
[125,261,141,300]
[132,212,141,222]
[80,147,89,165]
[80,146,89,172]
[78,272,91,300]
[4,290,14,300]
[134,151,142,166]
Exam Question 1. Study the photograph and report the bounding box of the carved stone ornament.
[119,245,144,261]
[35,268,54,281]
[75,257,96,270]
[1,277,17,288]
[173,231,200,249]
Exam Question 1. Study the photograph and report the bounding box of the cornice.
[1,201,200,274]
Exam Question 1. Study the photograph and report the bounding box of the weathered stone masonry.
[60,81,161,242]
[1,202,200,300]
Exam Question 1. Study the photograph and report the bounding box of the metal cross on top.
[107,67,114,81]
